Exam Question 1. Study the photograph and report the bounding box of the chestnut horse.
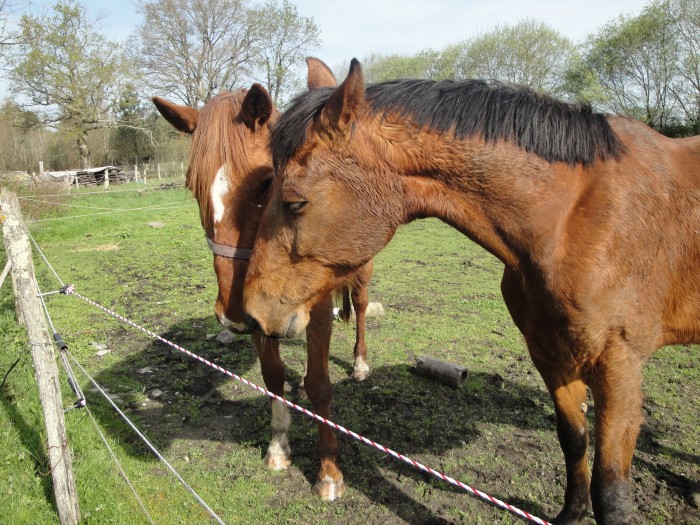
[152,58,373,500]
[244,59,700,524]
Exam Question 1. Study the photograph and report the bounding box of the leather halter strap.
[206,237,252,260]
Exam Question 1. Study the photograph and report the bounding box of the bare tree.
[0,1,24,47]
[249,0,320,105]
[132,0,257,106]
[6,0,125,169]
[669,0,700,133]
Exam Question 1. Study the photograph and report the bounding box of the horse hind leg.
[350,261,373,381]
[252,332,292,470]
[265,399,292,470]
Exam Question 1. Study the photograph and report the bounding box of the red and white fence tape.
[62,285,551,525]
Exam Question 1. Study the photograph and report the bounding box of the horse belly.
[662,283,700,345]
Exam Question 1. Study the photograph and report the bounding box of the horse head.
[154,58,339,334]
[244,60,402,338]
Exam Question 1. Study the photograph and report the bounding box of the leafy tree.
[348,45,463,85]
[0,101,47,171]
[583,2,679,131]
[132,0,257,106]
[110,84,156,166]
[6,0,125,168]
[249,0,320,105]
[454,19,577,97]
[358,49,449,83]
[669,0,700,133]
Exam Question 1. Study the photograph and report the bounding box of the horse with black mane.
[243,59,700,524]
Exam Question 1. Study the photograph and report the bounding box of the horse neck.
[362,123,581,271]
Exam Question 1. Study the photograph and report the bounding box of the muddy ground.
[87,311,700,525]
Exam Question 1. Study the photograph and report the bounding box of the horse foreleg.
[350,262,372,381]
[252,331,292,470]
[305,294,344,501]
[531,354,592,524]
[501,269,591,523]
[588,344,644,525]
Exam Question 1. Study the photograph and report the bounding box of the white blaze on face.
[211,166,229,236]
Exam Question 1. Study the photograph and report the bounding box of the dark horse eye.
[259,177,273,193]
[285,201,307,214]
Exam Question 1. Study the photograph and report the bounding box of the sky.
[82,0,645,70]
[4,0,647,97]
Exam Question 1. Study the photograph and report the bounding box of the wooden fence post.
[1,189,81,525]
[0,260,11,289]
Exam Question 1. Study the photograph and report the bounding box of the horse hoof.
[264,451,292,470]
[551,506,590,524]
[352,362,370,381]
[314,476,345,501]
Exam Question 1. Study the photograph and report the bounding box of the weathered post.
[104,168,110,190]
[0,189,81,525]
[0,260,11,289]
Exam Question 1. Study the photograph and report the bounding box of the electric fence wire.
[27,226,225,525]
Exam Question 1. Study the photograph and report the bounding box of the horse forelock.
[188,91,258,232]
[271,87,335,170]
[271,80,625,169]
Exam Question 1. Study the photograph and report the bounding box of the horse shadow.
[84,316,698,523]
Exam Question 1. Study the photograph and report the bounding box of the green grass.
[0,183,698,524]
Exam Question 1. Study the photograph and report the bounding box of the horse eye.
[285,201,307,214]
[259,177,273,194]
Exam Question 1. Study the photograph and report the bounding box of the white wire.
[35,278,154,524]
[19,196,189,212]
[78,404,156,524]
[18,184,185,199]
[26,201,196,223]
[28,225,222,525]
[67,352,227,525]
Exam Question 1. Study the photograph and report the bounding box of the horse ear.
[152,97,199,134]
[306,57,337,89]
[241,83,274,130]
[320,58,364,133]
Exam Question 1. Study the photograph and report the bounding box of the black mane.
[271,79,624,168]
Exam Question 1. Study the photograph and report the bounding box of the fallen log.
[414,355,468,388]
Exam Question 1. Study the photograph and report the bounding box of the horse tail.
[338,286,352,323]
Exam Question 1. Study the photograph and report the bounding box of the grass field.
[1,182,698,524]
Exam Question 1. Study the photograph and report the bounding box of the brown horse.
[152,57,373,500]
[243,59,700,524]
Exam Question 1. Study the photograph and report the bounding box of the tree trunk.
[76,132,90,169]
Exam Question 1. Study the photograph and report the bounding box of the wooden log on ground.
[414,355,468,388]
[1,189,80,524]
